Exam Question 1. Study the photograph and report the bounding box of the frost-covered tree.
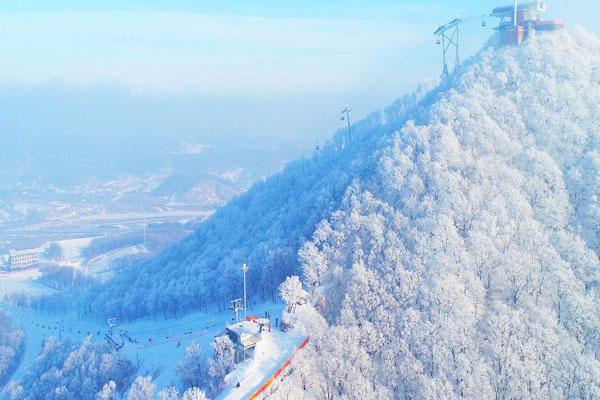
[13,336,136,399]
[181,387,208,400]
[96,380,118,400]
[127,376,156,400]
[279,275,305,313]
[208,335,235,388]
[177,342,210,390]
[157,387,180,400]
[5,382,25,400]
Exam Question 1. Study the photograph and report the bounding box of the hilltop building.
[492,1,563,46]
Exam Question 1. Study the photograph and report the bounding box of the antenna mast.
[434,18,464,79]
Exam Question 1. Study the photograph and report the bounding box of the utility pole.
[241,263,249,320]
[341,108,352,143]
[514,0,518,26]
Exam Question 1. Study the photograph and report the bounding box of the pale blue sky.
[0,1,598,140]
[1,1,597,94]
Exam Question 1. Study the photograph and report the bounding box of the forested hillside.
[76,25,600,398]
[91,36,600,400]
[273,28,600,399]
[88,80,436,319]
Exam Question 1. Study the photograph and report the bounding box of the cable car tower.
[434,18,464,79]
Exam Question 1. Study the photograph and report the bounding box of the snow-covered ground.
[1,299,289,394]
[53,237,95,262]
[217,329,304,400]
[85,244,148,276]
[0,269,52,298]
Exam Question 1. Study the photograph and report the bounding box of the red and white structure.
[492,1,563,46]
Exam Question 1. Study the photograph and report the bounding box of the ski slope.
[1,300,287,394]
[217,330,304,400]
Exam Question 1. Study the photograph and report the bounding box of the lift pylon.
[434,18,464,79]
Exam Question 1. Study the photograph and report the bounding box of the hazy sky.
[0,0,598,141]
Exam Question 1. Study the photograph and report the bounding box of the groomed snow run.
[217,329,304,400]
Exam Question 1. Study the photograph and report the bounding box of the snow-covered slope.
[272,29,600,399]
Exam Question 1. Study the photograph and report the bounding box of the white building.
[8,247,44,270]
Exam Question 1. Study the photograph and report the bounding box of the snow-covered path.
[217,330,304,400]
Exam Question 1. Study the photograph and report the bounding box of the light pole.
[241,263,249,320]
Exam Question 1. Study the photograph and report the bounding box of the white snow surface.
[216,329,304,400]
[1,300,286,395]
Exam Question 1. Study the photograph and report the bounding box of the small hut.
[226,320,262,362]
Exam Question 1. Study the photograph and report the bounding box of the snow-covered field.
[0,270,52,298]
[85,244,148,276]
[53,237,95,261]
[1,297,290,396]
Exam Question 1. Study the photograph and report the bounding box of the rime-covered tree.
[177,342,210,390]
[157,387,180,400]
[127,376,156,400]
[181,388,208,400]
[279,275,305,313]
[208,335,235,388]
[12,336,136,399]
[96,381,118,400]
